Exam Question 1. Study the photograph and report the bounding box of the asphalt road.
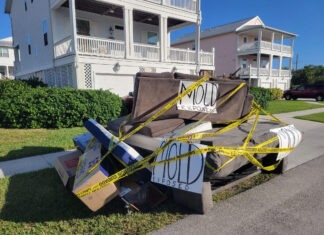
[151,155,324,235]
[152,108,324,235]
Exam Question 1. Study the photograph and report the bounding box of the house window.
[27,34,31,55]
[43,20,48,46]
[77,19,90,36]
[243,37,247,43]
[147,32,158,45]
[241,59,247,69]
[0,47,9,57]
[261,59,267,68]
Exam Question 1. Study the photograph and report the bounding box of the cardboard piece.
[73,140,119,212]
[55,150,82,189]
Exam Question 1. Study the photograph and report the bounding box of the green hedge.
[248,87,272,109]
[0,80,126,128]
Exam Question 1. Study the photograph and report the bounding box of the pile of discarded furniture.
[55,72,302,214]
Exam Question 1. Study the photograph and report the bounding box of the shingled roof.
[172,16,259,45]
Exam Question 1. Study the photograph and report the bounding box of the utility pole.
[295,53,299,70]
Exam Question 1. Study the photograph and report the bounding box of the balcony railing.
[237,40,292,54]
[77,36,125,58]
[54,36,214,66]
[145,0,197,12]
[240,67,291,77]
[54,36,73,58]
[134,43,160,61]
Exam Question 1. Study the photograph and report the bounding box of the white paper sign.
[151,141,207,194]
[270,125,302,160]
[177,80,218,113]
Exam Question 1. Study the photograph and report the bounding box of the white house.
[0,37,14,79]
[5,0,214,97]
[172,16,297,90]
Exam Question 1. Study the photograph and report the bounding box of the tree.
[292,65,324,86]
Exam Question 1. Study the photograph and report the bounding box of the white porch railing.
[77,36,125,58]
[238,40,292,54]
[133,43,160,61]
[145,0,197,12]
[200,50,214,65]
[54,35,214,66]
[240,67,291,77]
[168,47,195,63]
[168,48,214,65]
[54,36,73,58]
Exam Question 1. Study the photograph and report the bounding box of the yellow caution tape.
[76,79,298,198]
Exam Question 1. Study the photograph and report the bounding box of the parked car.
[283,85,324,101]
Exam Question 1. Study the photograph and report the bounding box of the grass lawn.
[295,112,324,123]
[0,168,275,234]
[0,127,86,162]
[265,100,324,114]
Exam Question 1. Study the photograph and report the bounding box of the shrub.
[269,88,284,101]
[248,87,272,109]
[0,80,125,128]
[20,77,48,88]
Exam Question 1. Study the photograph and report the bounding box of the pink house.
[173,16,297,90]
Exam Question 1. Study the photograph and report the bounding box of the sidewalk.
[1,107,324,178]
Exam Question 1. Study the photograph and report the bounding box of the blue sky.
[0,0,323,68]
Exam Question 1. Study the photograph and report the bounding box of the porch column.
[258,29,263,49]
[5,66,9,77]
[257,52,261,77]
[271,32,275,50]
[279,56,282,77]
[195,0,201,74]
[159,15,168,62]
[69,0,77,55]
[269,54,273,77]
[281,34,284,52]
[124,6,134,59]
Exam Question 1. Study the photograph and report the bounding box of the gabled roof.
[173,16,261,44]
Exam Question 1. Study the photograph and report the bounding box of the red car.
[283,85,324,101]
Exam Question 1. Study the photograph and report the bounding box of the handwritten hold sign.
[177,80,218,113]
[270,125,302,160]
[151,141,207,194]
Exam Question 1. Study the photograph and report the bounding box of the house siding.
[11,0,54,76]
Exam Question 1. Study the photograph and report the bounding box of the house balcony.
[239,67,291,79]
[237,41,293,56]
[54,35,214,66]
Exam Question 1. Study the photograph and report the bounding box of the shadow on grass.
[0,146,65,162]
[0,168,189,223]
